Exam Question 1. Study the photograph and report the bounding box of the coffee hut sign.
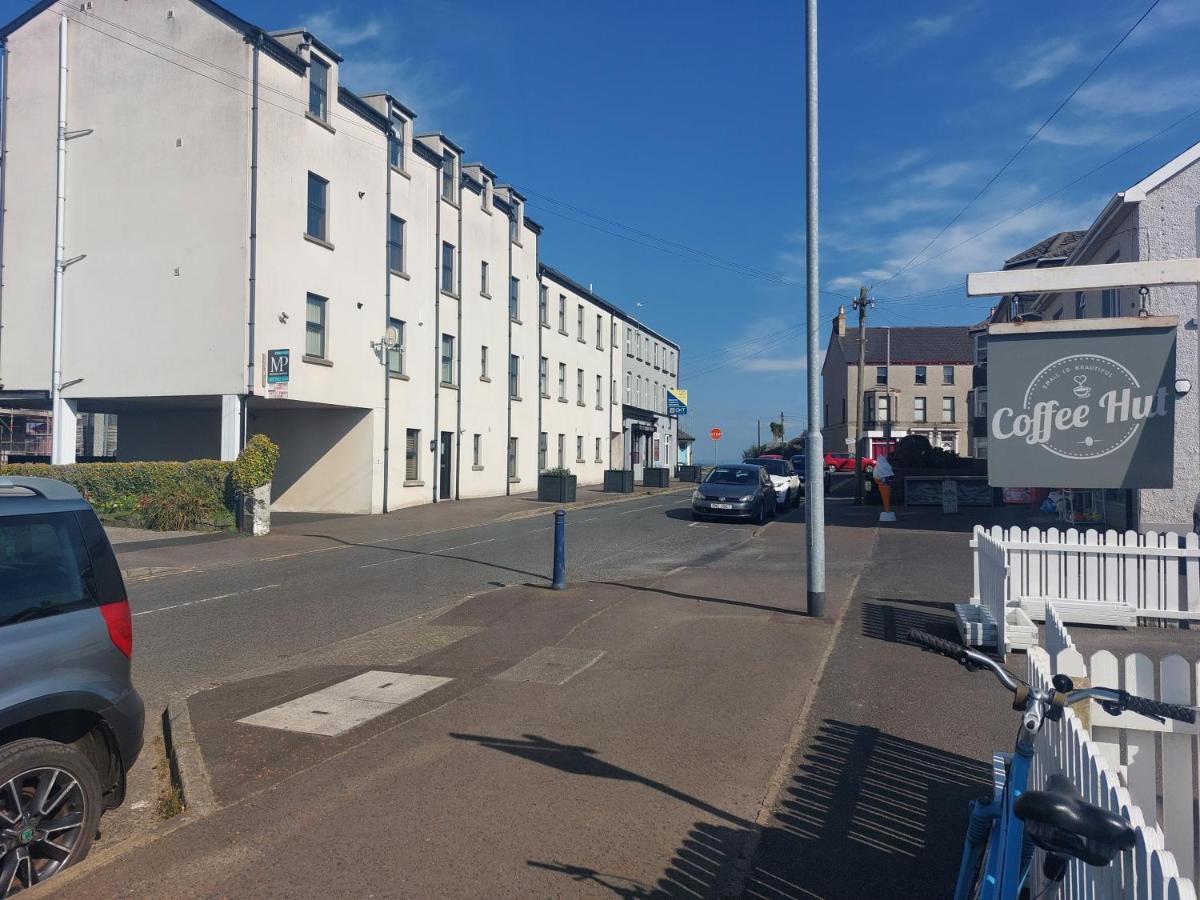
[986,317,1177,489]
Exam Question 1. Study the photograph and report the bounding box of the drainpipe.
[505,213,513,495]
[432,160,442,503]
[0,39,9,384]
[243,31,262,447]
[50,16,68,464]
[607,310,614,470]
[454,171,463,500]
[382,101,393,512]
[536,275,542,476]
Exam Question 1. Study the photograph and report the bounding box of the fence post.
[552,508,567,590]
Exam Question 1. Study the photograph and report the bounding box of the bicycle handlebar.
[906,629,1020,692]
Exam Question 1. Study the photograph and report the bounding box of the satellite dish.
[384,324,401,348]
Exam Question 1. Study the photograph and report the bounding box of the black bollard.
[551,508,567,590]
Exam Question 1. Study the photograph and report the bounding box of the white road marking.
[133,584,280,618]
[357,538,497,569]
[239,671,452,736]
[688,522,708,528]
[619,502,666,515]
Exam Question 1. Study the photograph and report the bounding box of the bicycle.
[906,629,1196,900]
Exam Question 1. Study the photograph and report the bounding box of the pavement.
[48,495,1038,899]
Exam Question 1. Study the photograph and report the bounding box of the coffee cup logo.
[992,354,1168,460]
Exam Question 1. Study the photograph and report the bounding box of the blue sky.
[13,0,1200,456]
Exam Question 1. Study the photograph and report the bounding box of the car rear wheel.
[0,739,102,898]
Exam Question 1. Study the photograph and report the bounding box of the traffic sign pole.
[709,427,722,466]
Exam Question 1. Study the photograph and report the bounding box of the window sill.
[510,395,522,402]
[442,196,460,209]
[596,345,604,352]
[480,375,491,383]
[305,111,335,134]
[481,292,491,300]
[558,397,568,404]
[595,405,604,412]
[540,392,550,399]
[440,381,459,391]
[390,164,410,180]
[389,372,410,381]
[577,401,586,407]
[540,321,550,329]
[304,233,335,251]
[558,329,569,337]
[512,240,523,249]
[303,355,333,367]
[472,464,485,471]
[403,479,424,488]
[440,289,459,300]
[482,207,492,216]
[511,318,523,326]
[576,458,586,464]
[390,269,410,280]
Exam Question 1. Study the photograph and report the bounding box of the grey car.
[691,463,777,524]
[0,476,144,895]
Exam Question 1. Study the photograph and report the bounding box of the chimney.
[834,306,846,337]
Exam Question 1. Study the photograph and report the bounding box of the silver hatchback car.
[0,476,144,895]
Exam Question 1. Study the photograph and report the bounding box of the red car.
[824,451,875,474]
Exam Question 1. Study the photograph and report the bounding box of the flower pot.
[537,473,577,503]
[603,469,634,493]
[643,467,670,488]
[239,482,272,536]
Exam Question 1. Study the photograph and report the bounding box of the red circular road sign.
[709,427,723,441]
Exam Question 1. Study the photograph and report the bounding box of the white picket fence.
[1038,606,1200,891]
[971,525,1200,627]
[956,529,1037,657]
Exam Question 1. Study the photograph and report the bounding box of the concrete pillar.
[50,398,76,465]
[220,394,242,462]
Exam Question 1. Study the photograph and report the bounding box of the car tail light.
[99,599,133,658]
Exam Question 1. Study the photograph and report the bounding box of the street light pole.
[804,0,826,618]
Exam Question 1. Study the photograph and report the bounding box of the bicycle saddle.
[1015,774,1134,867]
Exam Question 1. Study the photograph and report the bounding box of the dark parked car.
[691,464,777,524]
[0,476,144,893]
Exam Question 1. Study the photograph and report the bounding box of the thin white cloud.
[912,14,960,40]
[1128,0,1200,45]
[745,357,807,373]
[1037,120,1151,148]
[1006,38,1084,89]
[305,11,383,49]
[1073,74,1200,117]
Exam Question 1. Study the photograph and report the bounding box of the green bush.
[542,466,573,477]
[888,434,962,470]
[232,434,280,494]
[141,482,221,531]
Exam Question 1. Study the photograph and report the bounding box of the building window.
[509,277,520,322]
[654,343,659,368]
[539,284,548,325]
[473,434,482,467]
[625,326,633,356]
[308,57,329,120]
[405,429,420,481]
[480,345,489,380]
[1101,251,1121,317]
[507,437,518,479]
[913,396,926,423]
[974,334,988,365]
[387,318,405,375]
[612,379,617,403]
[441,242,455,293]
[876,366,887,385]
[596,315,603,349]
[388,215,405,273]
[595,374,602,407]
[306,172,328,241]
[1053,309,1063,320]
[576,435,584,462]
[577,305,584,341]
[388,114,405,170]
[876,394,890,423]
[942,366,954,385]
[612,321,619,346]
[441,151,456,203]
[305,293,327,359]
[508,354,520,399]
[653,381,659,412]
[595,437,603,462]
[539,357,549,396]
[480,260,489,296]
[558,295,566,332]
[625,371,631,403]
[841,397,847,422]
[974,388,988,418]
[1075,291,1086,319]
[577,368,584,404]
[557,434,565,469]
[864,396,875,425]
[440,334,455,384]
[636,333,643,361]
[509,212,518,243]
[942,396,955,423]
[538,432,547,471]
[512,199,523,244]
[558,363,567,400]
[636,375,642,406]
[915,365,926,385]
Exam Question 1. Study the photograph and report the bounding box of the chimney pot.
[834,306,847,337]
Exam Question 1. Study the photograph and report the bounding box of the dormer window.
[388,114,406,171]
[441,152,457,203]
[482,177,492,212]
[511,199,524,244]
[308,57,329,121]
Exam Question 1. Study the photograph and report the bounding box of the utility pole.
[852,286,869,504]
[884,326,892,454]
[804,0,825,619]
[757,419,761,449]
[780,411,785,444]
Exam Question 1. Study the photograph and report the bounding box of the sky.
[13,0,1200,458]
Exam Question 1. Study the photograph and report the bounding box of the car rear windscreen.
[0,512,93,627]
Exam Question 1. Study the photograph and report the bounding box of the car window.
[76,509,126,605]
[0,512,93,627]
[706,467,754,486]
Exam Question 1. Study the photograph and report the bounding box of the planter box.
[643,468,670,488]
[603,469,634,493]
[677,464,703,483]
[239,482,271,536]
[537,473,577,503]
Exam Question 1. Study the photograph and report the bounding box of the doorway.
[440,431,453,500]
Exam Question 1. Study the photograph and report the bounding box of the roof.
[1004,231,1086,268]
[539,263,679,350]
[833,326,972,365]
[678,429,695,443]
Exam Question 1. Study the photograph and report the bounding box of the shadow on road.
[861,599,960,644]
[301,533,547,583]
[601,581,805,617]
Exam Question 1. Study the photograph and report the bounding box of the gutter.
[243,31,262,446]
[432,173,442,503]
[505,216,513,495]
[0,40,8,384]
[455,170,463,500]
[382,101,393,512]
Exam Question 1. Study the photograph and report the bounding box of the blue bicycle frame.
[952,745,1033,900]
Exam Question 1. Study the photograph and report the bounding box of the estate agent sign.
[987,317,1177,489]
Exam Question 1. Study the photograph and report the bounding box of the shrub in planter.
[538,466,577,503]
[141,482,220,531]
[603,469,634,493]
[642,467,670,488]
[233,434,280,536]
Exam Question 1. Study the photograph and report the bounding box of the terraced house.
[0,0,681,512]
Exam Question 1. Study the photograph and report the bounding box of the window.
[405,429,420,481]
[1053,309,1063,320]
[596,315,603,349]
[636,333,643,361]
[974,334,988,366]
[539,357,549,396]
[876,366,888,385]
[538,433,547,471]
[915,365,926,385]
[512,200,523,244]
[539,285,548,325]
[308,57,328,120]
[508,354,520,399]
[558,363,566,400]
[1101,251,1121,317]
[509,213,517,243]
[576,435,584,462]
[480,345,489,380]
[1075,291,1086,319]
[388,114,405,170]
[654,343,659,368]
[942,366,954,385]
[840,397,846,422]
[558,295,566,332]
[577,305,584,341]
[942,396,955,422]
[625,326,633,356]
[441,151,456,203]
[508,437,518,478]
[482,177,492,211]
[306,172,327,241]
[876,394,890,423]
[473,434,482,467]
[595,374,602,407]
[557,434,565,468]
[440,334,455,384]
[595,437,603,462]
[864,397,875,425]
[0,513,90,623]
[480,261,489,296]
[509,277,520,321]
[653,380,659,411]
[388,215,405,273]
[974,387,988,418]
[612,379,617,403]
[913,396,926,423]
[613,321,619,345]
[577,368,584,404]
[441,242,455,293]
[387,318,405,375]
[636,375,642,406]
[625,371,631,403]
[305,293,327,359]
